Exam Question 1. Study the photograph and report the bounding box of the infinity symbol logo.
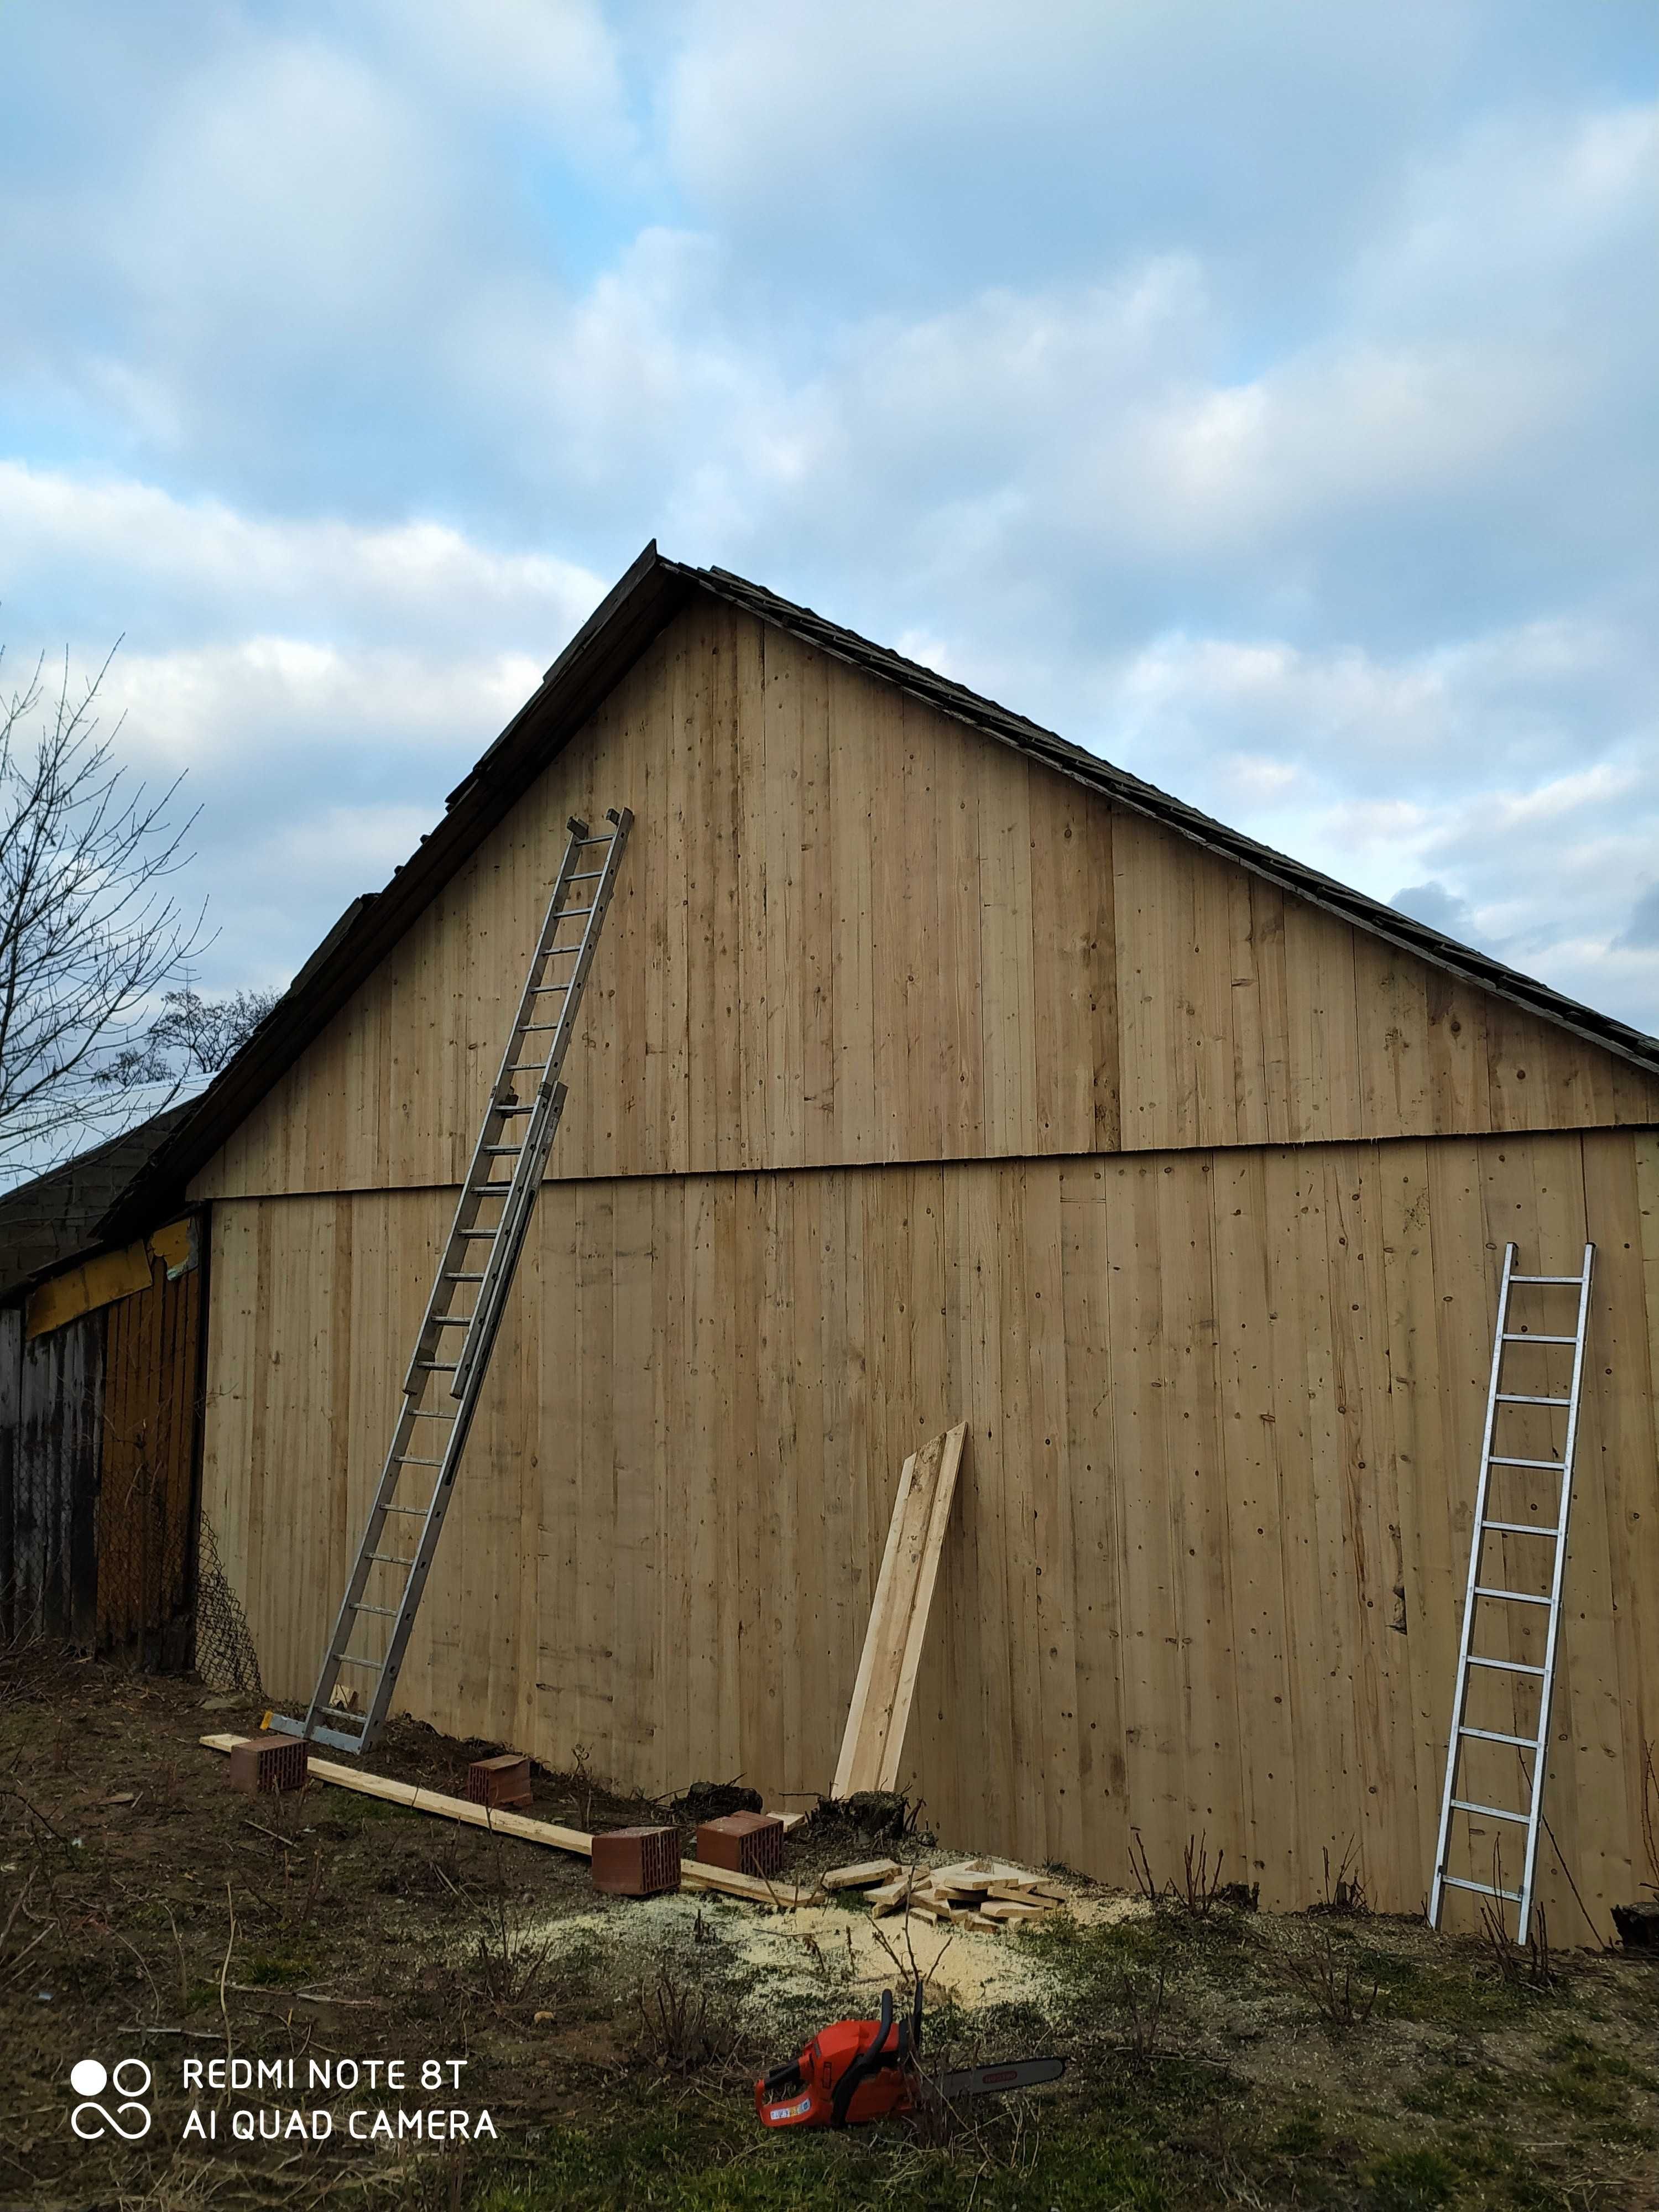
[69,2057,153,2141]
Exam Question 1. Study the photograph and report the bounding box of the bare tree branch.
[0,640,211,1177]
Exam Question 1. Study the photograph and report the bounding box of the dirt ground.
[2,1647,1657,2211]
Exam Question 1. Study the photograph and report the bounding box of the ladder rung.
[505,1065,546,1077]
[428,1316,476,1328]
[393,1455,442,1466]
[453,1227,504,1239]
[520,1022,561,1032]
[354,1604,398,1618]
[568,869,606,879]
[1495,1393,1570,1406]
[528,984,570,994]
[1488,1455,1564,1470]
[414,1360,460,1371]
[1451,1797,1529,1825]
[472,1183,516,1194]
[1501,1332,1575,1344]
[1460,1724,1539,1749]
[333,1654,384,1672]
[1440,1874,1523,1903]
[494,1102,534,1114]
[556,904,595,919]
[1473,1584,1551,1606]
[406,1408,457,1419]
[366,1554,415,1568]
[481,1144,523,1155]
[383,1506,426,1515]
[444,1271,486,1282]
[1467,1654,1547,1676]
[1510,1274,1583,1285]
[572,834,614,845]
[1483,1518,1559,1537]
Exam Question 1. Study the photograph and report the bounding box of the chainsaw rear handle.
[830,1989,895,2127]
[827,1983,922,2127]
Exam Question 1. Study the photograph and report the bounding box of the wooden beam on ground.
[201,1735,816,1902]
[201,1734,594,1853]
[831,1422,967,1799]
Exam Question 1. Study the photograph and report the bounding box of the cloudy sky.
[3,1,1656,1037]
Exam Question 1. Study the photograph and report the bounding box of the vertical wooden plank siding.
[0,1309,105,1644]
[185,607,1659,1211]
[199,1123,1659,1933]
[97,1254,203,1667]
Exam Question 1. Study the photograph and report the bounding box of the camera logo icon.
[70,2057,153,2141]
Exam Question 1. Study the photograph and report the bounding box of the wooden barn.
[114,545,1659,1935]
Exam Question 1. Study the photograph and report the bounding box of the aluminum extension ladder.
[1428,1241,1594,1943]
[275,809,633,1755]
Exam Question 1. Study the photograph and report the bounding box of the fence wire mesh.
[193,1513,263,1694]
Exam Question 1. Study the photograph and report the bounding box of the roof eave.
[103,541,695,1239]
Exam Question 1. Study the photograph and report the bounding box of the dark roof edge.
[692,565,1659,1085]
[103,541,696,1239]
[108,542,1658,1234]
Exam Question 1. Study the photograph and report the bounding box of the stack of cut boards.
[825,1855,1067,1932]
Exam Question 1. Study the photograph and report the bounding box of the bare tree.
[0,640,207,1177]
[96,985,280,1088]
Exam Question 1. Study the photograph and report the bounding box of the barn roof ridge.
[106,540,1659,1234]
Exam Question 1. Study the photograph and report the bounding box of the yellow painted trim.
[25,1239,154,1340]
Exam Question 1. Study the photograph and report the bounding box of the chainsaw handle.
[830,1988,894,2128]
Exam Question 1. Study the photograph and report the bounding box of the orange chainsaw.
[755,1984,1066,2129]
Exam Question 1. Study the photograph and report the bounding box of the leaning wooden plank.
[821,1858,904,1892]
[831,1422,967,1798]
[200,1734,596,1854]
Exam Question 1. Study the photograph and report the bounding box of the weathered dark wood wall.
[99,1256,203,1666]
[0,1246,204,1662]
[0,1303,105,1644]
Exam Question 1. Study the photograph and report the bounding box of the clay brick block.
[696,1811,784,1879]
[228,1735,309,1795]
[467,1754,533,1810]
[591,1825,681,1897]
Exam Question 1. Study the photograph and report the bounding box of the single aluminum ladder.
[1428,1241,1594,1943]
[275,808,633,1755]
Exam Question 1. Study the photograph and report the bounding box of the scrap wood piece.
[868,1867,932,1917]
[979,1899,1053,1923]
[681,1861,818,1908]
[821,1858,903,1892]
[986,1878,1066,1905]
[831,1422,967,1800]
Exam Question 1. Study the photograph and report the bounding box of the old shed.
[119,546,1659,1933]
[0,1105,205,1666]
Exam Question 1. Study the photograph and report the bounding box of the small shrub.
[1367,2146,1458,2210]
[632,1970,735,2071]
[1283,1924,1379,2028]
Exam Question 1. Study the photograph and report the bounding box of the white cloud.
[0,461,604,653]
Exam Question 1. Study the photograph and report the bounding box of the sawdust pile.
[508,1883,1149,2019]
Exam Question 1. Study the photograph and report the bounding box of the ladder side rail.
[452,1081,567,1405]
[1512,1241,1594,1944]
[400,821,592,1400]
[352,1092,572,1744]
[453,810,631,1401]
[1430,1241,1517,1929]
